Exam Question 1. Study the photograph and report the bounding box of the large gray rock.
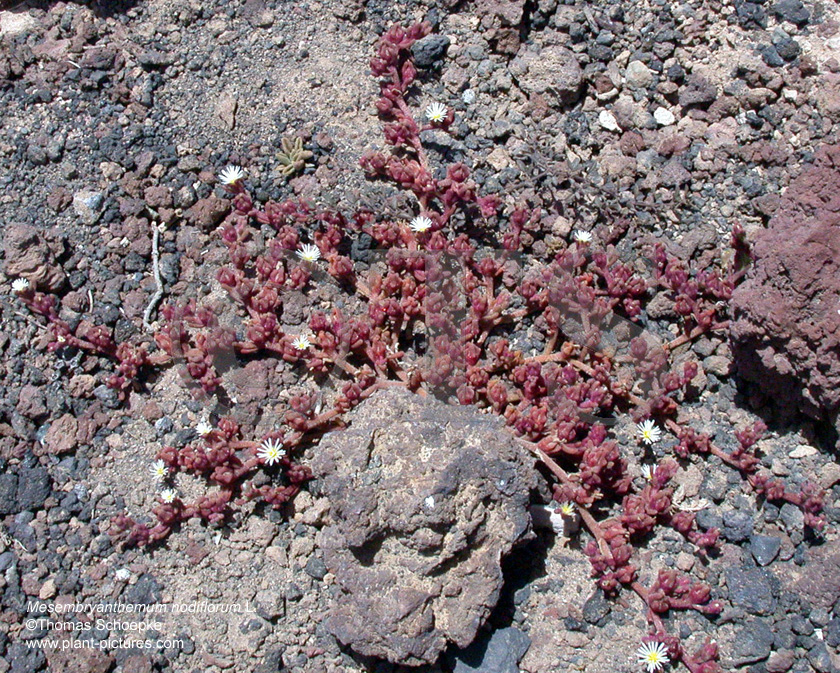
[509,45,583,107]
[311,388,535,665]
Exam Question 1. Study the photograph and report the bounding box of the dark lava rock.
[311,388,535,665]
[0,474,18,514]
[773,33,801,61]
[122,574,162,605]
[759,45,784,67]
[722,509,754,542]
[730,145,840,443]
[773,0,810,25]
[16,466,52,512]
[447,627,531,673]
[749,535,781,566]
[731,620,774,665]
[696,507,723,531]
[411,34,451,68]
[791,614,814,635]
[725,567,777,615]
[7,641,46,673]
[826,617,840,648]
[774,618,797,650]
[811,608,831,627]
[304,556,327,581]
[735,1,768,29]
[582,589,611,624]
[807,643,835,673]
[0,551,14,571]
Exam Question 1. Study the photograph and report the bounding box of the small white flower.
[196,420,214,437]
[558,502,576,516]
[425,102,448,123]
[573,230,593,244]
[409,215,433,233]
[292,335,312,351]
[218,165,245,185]
[258,438,286,466]
[11,278,30,294]
[160,489,178,504]
[296,243,321,263]
[115,568,131,581]
[637,419,662,445]
[641,464,654,481]
[636,641,669,673]
[149,460,168,481]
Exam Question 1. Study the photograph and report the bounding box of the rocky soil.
[1,0,839,672]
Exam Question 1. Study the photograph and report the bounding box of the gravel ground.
[1,0,839,672]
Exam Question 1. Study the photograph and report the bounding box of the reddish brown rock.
[16,384,47,419]
[790,539,840,609]
[47,186,72,213]
[144,185,173,209]
[45,642,113,673]
[183,196,229,231]
[43,414,78,455]
[3,223,66,291]
[730,145,840,438]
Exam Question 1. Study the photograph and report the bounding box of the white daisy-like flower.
[292,335,312,351]
[196,420,214,437]
[115,568,131,581]
[637,419,662,445]
[636,641,669,673]
[160,489,178,504]
[409,215,433,233]
[573,230,593,244]
[558,502,576,516]
[296,243,321,263]
[258,438,286,466]
[641,464,654,481]
[425,102,448,123]
[149,459,168,481]
[11,278,30,294]
[218,165,245,185]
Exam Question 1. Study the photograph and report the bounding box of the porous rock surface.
[729,145,840,437]
[310,388,536,665]
[3,223,66,292]
[508,44,583,107]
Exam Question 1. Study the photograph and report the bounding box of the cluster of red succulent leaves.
[14,21,827,673]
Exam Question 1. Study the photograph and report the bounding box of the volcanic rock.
[729,145,840,441]
[311,388,535,665]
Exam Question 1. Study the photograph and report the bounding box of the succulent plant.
[275,135,313,178]
[14,21,828,673]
